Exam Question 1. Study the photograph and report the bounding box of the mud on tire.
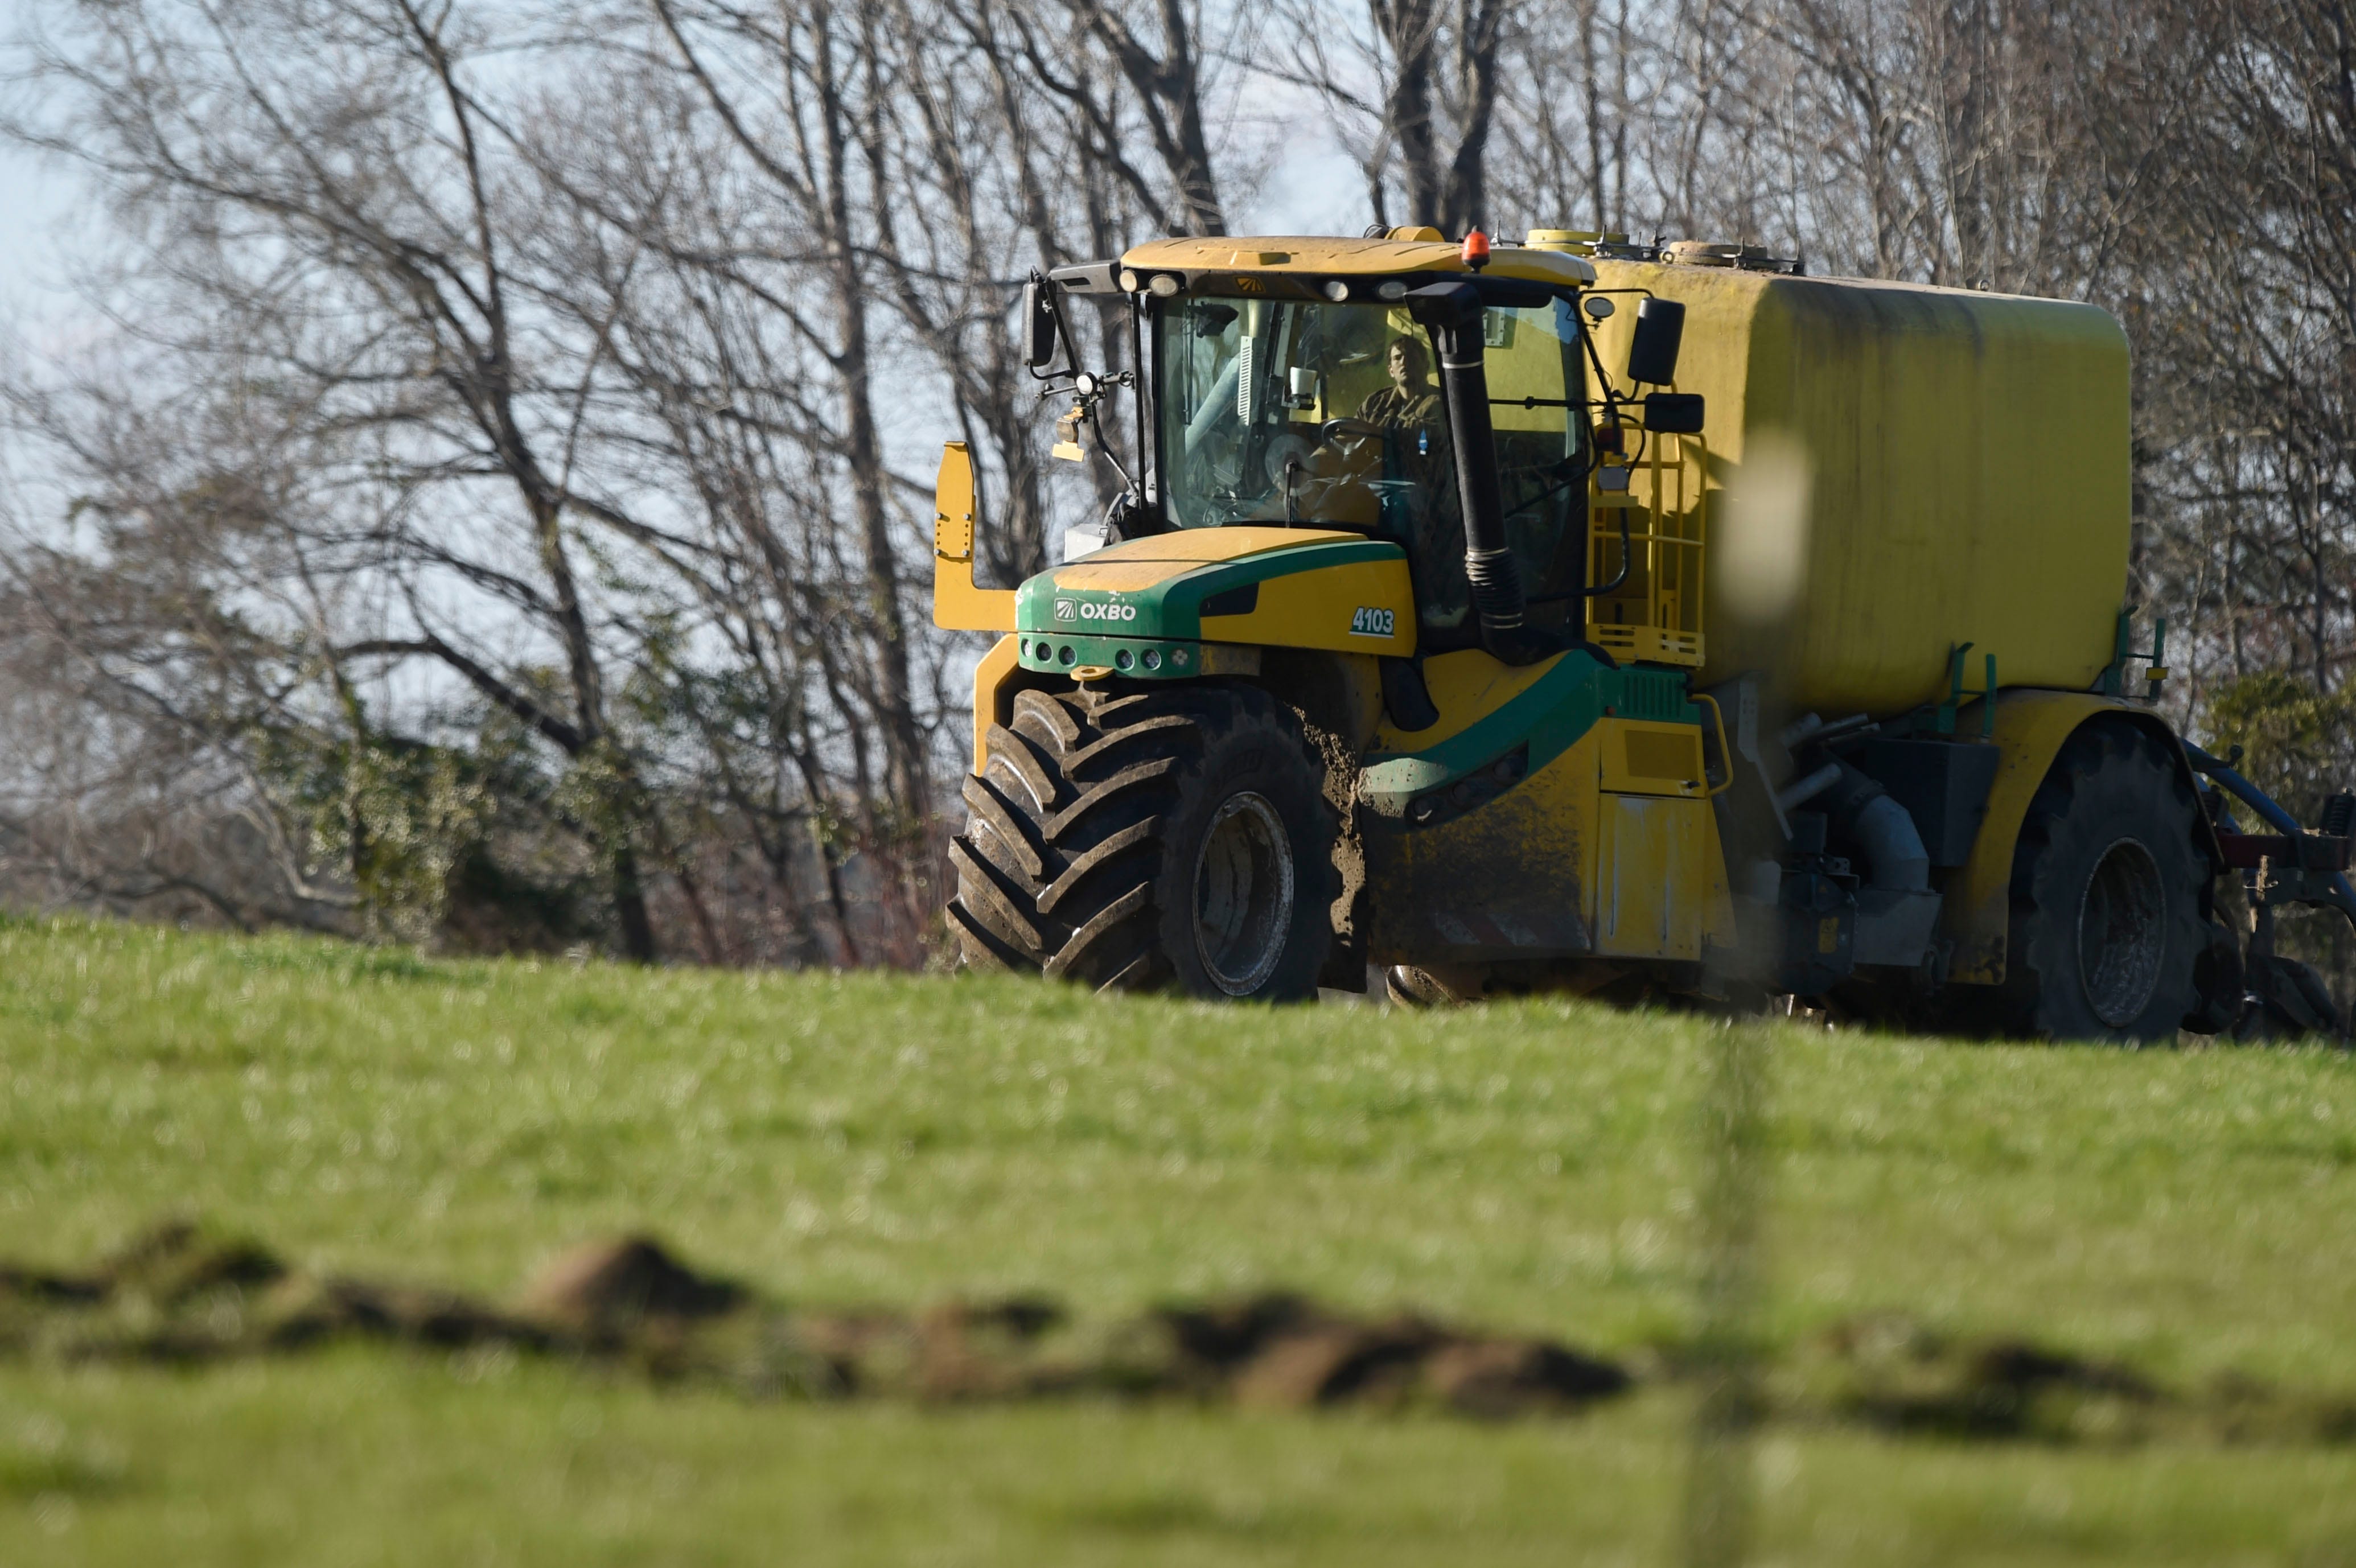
[947,682,1339,1000]
[1993,722,2210,1043]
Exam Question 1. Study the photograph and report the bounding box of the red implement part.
[2214,830,2354,871]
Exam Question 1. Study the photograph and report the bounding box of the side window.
[1484,301,1588,602]
[1161,300,1245,525]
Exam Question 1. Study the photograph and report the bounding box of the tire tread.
[947,681,1336,998]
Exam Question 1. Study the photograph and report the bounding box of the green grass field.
[4,915,2356,1565]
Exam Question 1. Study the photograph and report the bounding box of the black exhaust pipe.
[1413,281,1555,666]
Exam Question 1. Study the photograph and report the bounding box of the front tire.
[948,682,1338,1000]
[1993,723,2209,1042]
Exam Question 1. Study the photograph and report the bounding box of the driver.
[1346,334,1465,627]
[1358,338,1440,427]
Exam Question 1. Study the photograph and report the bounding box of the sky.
[2,0,69,329]
[1,131,76,334]
[0,0,112,550]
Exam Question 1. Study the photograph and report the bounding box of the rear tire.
[1993,723,2208,1042]
[947,682,1338,1000]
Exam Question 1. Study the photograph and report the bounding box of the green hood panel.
[1015,536,1406,644]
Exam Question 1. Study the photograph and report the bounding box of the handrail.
[1693,693,1733,799]
[1585,430,1707,666]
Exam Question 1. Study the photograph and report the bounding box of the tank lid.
[1528,229,1654,261]
[1662,239,1805,276]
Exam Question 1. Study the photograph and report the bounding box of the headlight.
[1146,274,1181,298]
[1376,279,1407,301]
[1322,279,1351,302]
[1118,268,1140,291]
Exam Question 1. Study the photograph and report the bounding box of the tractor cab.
[1143,262,1590,641]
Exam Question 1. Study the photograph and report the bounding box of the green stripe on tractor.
[1359,656,1698,816]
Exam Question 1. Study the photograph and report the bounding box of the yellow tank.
[1583,258,2131,717]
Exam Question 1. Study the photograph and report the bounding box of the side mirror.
[1626,298,1686,385]
[1641,392,1705,434]
[1021,277,1060,371]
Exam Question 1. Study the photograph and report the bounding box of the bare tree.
[1265,0,1512,232]
[1047,0,1230,235]
[10,0,687,952]
[1487,0,1646,235]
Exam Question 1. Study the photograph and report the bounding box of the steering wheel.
[1319,417,1387,448]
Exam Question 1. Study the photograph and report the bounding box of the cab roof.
[1118,234,1597,288]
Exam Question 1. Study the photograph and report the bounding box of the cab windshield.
[1153,293,1590,628]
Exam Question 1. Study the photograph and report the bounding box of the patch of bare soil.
[1792,1312,2356,1446]
[1132,1292,1629,1415]
[5,1224,2350,1443]
[0,1224,1629,1420]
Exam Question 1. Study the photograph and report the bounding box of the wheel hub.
[2077,837,2166,1027]
[1193,792,1295,996]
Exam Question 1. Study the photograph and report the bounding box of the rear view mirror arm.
[1576,305,1636,423]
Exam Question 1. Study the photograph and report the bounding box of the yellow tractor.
[933,227,2355,1040]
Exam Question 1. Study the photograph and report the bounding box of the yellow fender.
[968,634,1023,777]
[1944,691,2222,985]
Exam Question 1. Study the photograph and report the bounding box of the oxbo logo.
[1350,606,1396,637]
[1057,598,1136,623]
[1054,598,1077,622]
